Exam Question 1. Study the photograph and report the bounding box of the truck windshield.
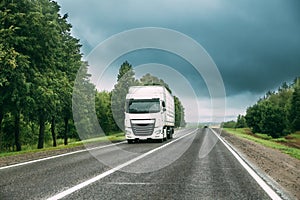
[126,99,160,113]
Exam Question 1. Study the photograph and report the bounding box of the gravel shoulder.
[221,130,300,200]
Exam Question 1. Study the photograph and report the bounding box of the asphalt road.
[0,128,274,200]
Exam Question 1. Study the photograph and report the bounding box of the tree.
[140,73,171,93]
[0,0,87,150]
[15,0,77,149]
[72,62,96,140]
[235,114,247,128]
[245,104,262,133]
[95,91,118,134]
[111,61,137,131]
[290,78,300,131]
[243,77,300,138]
[260,101,287,138]
[174,96,186,127]
[56,17,83,145]
[0,1,31,151]
[222,120,236,128]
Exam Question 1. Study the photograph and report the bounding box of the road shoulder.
[221,129,300,200]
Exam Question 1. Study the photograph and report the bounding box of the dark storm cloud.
[176,0,300,95]
[56,0,300,97]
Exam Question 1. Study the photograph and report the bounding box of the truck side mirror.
[162,101,166,107]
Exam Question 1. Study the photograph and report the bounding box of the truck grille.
[132,123,155,136]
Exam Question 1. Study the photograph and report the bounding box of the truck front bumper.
[125,127,163,140]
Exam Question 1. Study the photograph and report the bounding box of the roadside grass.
[223,128,300,160]
[72,132,125,145]
[287,131,300,141]
[0,132,125,158]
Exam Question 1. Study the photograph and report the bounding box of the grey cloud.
[56,0,300,97]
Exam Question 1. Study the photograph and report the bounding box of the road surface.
[0,128,276,199]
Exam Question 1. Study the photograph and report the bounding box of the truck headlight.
[154,130,161,135]
[125,130,132,135]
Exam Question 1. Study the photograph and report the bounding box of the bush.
[222,120,236,128]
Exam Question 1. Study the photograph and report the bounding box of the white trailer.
[124,86,175,143]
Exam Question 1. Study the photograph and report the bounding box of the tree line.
[0,0,92,151]
[0,1,186,152]
[223,77,300,138]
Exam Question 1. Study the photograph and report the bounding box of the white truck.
[124,86,175,143]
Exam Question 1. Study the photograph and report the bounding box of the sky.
[55,0,300,123]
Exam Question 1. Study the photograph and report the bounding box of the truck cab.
[124,86,174,143]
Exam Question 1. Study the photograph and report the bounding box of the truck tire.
[167,128,173,139]
[127,139,133,144]
[163,128,167,141]
[170,128,174,139]
[157,138,164,143]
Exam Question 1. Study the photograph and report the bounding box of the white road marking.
[0,141,127,170]
[106,182,154,185]
[0,128,191,170]
[210,128,282,200]
[46,129,198,200]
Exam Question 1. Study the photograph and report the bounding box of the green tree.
[290,78,300,131]
[95,91,118,134]
[245,104,262,133]
[260,101,287,138]
[72,62,96,140]
[0,1,31,151]
[235,114,247,128]
[56,16,83,145]
[242,77,299,138]
[174,96,186,127]
[140,73,172,93]
[111,61,137,131]
[0,0,86,150]
[222,120,236,128]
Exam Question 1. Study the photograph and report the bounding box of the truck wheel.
[170,128,174,139]
[163,128,167,141]
[167,130,171,139]
[167,129,170,139]
[167,128,173,139]
[127,139,133,144]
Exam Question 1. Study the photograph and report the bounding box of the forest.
[223,78,300,138]
[0,0,186,152]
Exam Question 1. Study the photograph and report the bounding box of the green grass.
[289,131,300,140]
[72,132,125,145]
[224,128,300,160]
[255,133,273,140]
[0,132,125,158]
[0,142,83,157]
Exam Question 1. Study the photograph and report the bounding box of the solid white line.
[47,129,198,200]
[106,182,154,185]
[0,141,127,170]
[210,128,282,200]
